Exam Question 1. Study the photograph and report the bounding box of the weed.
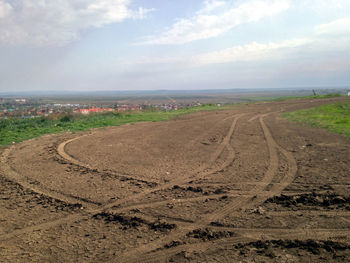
[284,101,350,139]
[0,104,229,146]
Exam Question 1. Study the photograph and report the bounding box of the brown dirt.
[1,97,350,262]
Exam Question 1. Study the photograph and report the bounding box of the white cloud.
[293,0,346,11]
[139,0,290,45]
[192,38,311,65]
[0,1,12,18]
[0,0,152,47]
[132,17,350,68]
[198,0,226,14]
[192,18,350,66]
[315,18,350,37]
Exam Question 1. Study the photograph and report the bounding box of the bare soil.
[1,97,350,262]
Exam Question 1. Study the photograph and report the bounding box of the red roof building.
[79,108,114,114]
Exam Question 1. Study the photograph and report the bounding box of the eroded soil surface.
[1,97,350,262]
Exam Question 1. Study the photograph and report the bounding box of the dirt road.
[1,97,350,262]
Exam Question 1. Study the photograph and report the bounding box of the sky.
[0,0,350,92]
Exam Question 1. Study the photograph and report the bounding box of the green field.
[246,93,343,102]
[0,104,228,146]
[284,100,350,139]
[2,95,349,147]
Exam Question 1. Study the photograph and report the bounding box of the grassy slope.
[284,100,350,139]
[1,94,347,146]
[0,104,228,146]
[247,93,344,102]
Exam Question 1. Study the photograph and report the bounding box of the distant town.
[0,97,205,118]
[1,88,348,119]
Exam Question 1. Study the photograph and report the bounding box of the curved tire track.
[0,147,96,209]
[121,113,299,263]
[0,114,241,241]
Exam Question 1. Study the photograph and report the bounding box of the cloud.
[131,17,350,69]
[293,0,346,11]
[139,0,290,45]
[192,21,350,66]
[0,0,152,47]
[198,0,226,14]
[192,38,312,65]
[0,1,12,18]
[315,18,350,37]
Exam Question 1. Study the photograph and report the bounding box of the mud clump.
[92,212,176,232]
[0,176,82,212]
[149,221,176,232]
[235,239,350,258]
[214,188,226,194]
[164,240,183,249]
[172,185,228,196]
[187,228,235,241]
[265,192,350,210]
[92,212,146,227]
[172,185,203,193]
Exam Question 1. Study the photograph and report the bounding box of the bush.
[60,115,72,122]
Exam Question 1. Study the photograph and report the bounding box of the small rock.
[252,206,265,215]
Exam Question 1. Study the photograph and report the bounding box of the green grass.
[0,104,228,146]
[1,95,347,146]
[247,93,343,102]
[284,101,350,139]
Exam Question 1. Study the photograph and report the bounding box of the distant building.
[348,92,350,96]
[79,108,114,114]
[117,105,142,111]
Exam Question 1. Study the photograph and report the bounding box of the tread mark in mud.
[0,148,95,209]
[0,114,241,241]
[120,114,300,263]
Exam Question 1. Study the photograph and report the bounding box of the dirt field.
[1,97,350,262]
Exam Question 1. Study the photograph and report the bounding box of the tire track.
[121,113,299,262]
[107,190,286,215]
[118,114,248,262]
[121,236,251,263]
[0,214,86,241]
[211,227,350,243]
[109,115,246,263]
[0,148,96,209]
[264,210,350,217]
[122,100,350,261]
[121,226,350,263]
[56,135,158,186]
[122,226,350,263]
[101,114,243,211]
[54,113,236,188]
[0,114,241,241]
[204,114,281,222]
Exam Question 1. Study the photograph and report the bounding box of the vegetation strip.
[284,100,350,139]
[0,94,345,146]
[0,104,227,146]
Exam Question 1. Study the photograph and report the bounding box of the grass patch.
[250,93,343,102]
[0,104,229,146]
[284,101,350,139]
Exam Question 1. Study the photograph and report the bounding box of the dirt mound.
[235,239,350,259]
[171,185,229,196]
[265,192,350,210]
[186,228,235,241]
[0,176,82,212]
[92,212,176,232]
